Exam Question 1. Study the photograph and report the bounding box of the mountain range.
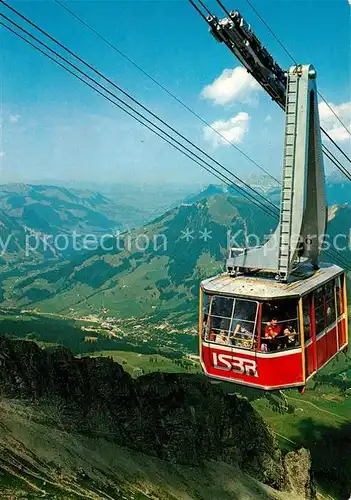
[0,183,138,233]
[0,192,276,322]
[1,180,350,324]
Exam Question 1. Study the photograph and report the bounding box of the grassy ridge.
[87,350,200,377]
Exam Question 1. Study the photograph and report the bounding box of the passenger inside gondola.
[261,300,300,351]
[204,295,258,350]
[230,322,254,348]
[208,330,216,341]
[286,324,297,343]
[232,322,253,336]
[264,317,281,350]
[216,332,229,344]
[265,317,281,337]
[279,324,298,348]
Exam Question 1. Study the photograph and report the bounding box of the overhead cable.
[0,16,279,220]
[51,0,280,185]
[242,0,351,173]
[2,4,349,270]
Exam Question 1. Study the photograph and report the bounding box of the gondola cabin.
[194,13,349,393]
[199,264,348,391]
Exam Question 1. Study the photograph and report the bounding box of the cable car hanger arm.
[191,1,288,108]
[190,1,328,281]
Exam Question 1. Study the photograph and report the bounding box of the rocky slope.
[0,336,315,499]
[1,399,311,500]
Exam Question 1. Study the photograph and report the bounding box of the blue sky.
[1,0,350,186]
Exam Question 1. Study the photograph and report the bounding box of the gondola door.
[336,274,348,349]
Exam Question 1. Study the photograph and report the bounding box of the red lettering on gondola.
[212,352,258,377]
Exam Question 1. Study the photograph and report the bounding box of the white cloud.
[203,112,250,148]
[201,67,260,106]
[9,114,20,124]
[318,101,351,142]
[0,152,5,158]
[264,114,272,122]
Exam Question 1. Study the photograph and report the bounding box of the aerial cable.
[324,219,351,271]
[53,0,280,185]
[323,147,351,182]
[214,0,232,18]
[188,0,210,22]
[326,248,351,271]
[322,146,350,180]
[0,18,279,221]
[2,9,350,270]
[50,2,351,267]
[2,22,349,271]
[321,128,351,167]
[190,0,351,180]
[325,212,351,269]
[196,0,214,18]
[244,0,298,64]
[246,0,351,148]
[318,97,351,139]
[244,0,351,140]
[0,3,281,216]
[242,0,351,166]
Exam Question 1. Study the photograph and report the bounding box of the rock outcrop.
[0,336,316,498]
[284,448,316,500]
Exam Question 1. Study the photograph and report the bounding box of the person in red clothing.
[264,318,281,339]
[264,318,281,351]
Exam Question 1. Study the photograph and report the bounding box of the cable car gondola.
[198,12,349,392]
[200,264,348,391]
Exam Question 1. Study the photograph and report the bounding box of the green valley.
[1,190,350,325]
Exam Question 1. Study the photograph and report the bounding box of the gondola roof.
[201,263,343,300]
